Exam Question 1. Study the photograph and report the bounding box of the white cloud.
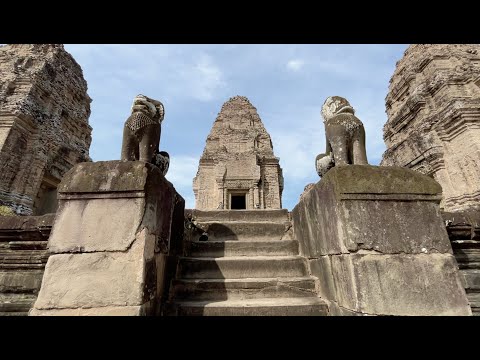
[186,54,226,101]
[165,155,199,209]
[286,59,305,71]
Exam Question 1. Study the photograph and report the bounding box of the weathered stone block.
[34,239,146,309]
[331,254,470,315]
[0,44,92,216]
[49,198,144,253]
[0,271,44,293]
[30,306,144,316]
[31,160,184,316]
[292,164,471,315]
[381,44,480,213]
[309,257,336,302]
[292,165,450,257]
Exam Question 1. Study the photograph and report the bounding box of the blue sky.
[64,44,409,210]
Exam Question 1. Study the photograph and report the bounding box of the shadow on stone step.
[190,223,238,242]
[170,216,230,315]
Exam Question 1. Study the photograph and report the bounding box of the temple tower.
[193,96,283,210]
[0,44,92,215]
[381,44,480,211]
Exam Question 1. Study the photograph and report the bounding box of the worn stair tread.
[191,209,290,223]
[187,221,289,242]
[188,236,284,244]
[172,276,317,300]
[175,277,314,284]
[191,240,296,244]
[175,297,326,307]
[179,255,304,261]
[188,240,297,256]
[189,240,297,245]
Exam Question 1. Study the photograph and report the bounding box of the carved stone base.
[292,165,471,316]
[30,161,184,316]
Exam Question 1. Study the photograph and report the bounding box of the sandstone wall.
[0,214,53,315]
[0,44,92,215]
[193,96,283,210]
[443,210,480,315]
[381,44,480,212]
[30,161,185,316]
[292,165,471,315]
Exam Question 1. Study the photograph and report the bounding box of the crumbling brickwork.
[381,44,480,212]
[193,96,283,210]
[0,44,92,215]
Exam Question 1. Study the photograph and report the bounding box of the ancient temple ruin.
[193,96,284,210]
[0,44,92,215]
[381,44,480,212]
[0,44,478,316]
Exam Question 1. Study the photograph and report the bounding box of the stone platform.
[292,165,471,316]
[30,161,184,316]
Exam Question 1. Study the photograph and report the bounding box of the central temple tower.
[193,96,283,210]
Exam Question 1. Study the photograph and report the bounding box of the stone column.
[292,165,471,316]
[253,185,259,209]
[248,187,254,210]
[217,183,224,209]
[259,184,264,209]
[223,187,228,209]
[30,161,184,316]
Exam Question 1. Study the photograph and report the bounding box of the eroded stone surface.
[167,210,328,316]
[30,161,185,316]
[193,96,283,210]
[292,164,471,315]
[0,44,92,215]
[444,210,480,315]
[48,197,145,253]
[34,238,146,309]
[316,96,368,177]
[332,253,470,316]
[381,44,480,212]
[0,214,53,315]
[293,165,449,257]
[30,305,144,316]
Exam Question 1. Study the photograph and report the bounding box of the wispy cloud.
[64,44,408,210]
[184,54,226,101]
[165,155,199,209]
[286,59,305,71]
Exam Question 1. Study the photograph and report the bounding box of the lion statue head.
[131,94,165,123]
[321,96,355,123]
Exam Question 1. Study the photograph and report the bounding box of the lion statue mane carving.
[315,96,368,177]
[121,94,170,175]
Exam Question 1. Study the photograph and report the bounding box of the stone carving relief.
[121,94,169,175]
[316,96,368,177]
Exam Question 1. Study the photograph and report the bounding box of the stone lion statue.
[121,94,170,175]
[315,96,368,177]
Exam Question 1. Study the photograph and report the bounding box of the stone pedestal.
[30,161,184,316]
[292,165,471,316]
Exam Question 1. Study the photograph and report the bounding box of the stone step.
[172,277,317,300]
[191,209,290,223]
[187,240,298,257]
[0,294,36,313]
[178,256,309,279]
[172,297,328,316]
[189,222,288,241]
[0,264,46,269]
[0,312,29,316]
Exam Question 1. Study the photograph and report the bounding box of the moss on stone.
[321,164,442,196]
[0,205,15,216]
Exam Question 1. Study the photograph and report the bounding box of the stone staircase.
[166,209,328,316]
[0,215,53,316]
